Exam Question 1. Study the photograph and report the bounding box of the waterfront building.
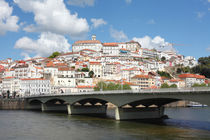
[178,74,206,87]
[20,78,51,97]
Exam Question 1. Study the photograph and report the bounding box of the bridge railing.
[25,87,210,98]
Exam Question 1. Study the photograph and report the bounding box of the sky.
[0,0,210,60]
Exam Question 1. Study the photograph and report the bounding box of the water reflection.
[0,107,210,140]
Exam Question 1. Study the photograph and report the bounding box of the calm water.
[0,107,210,140]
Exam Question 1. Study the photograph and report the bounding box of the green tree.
[192,83,206,87]
[161,83,170,88]
[81,67,89,72]
[157,71,171,78]
[170,84,177,88]
[161,56,166,62]
[176,68,182,74]
[94,82,131,91]
[48,52,60,58]
[191,56,210,78]
[88,71,94,78]
[123,84,132,90]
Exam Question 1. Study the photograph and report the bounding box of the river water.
[0,107,210,140]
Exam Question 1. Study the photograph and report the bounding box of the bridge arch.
[121,98,180,107]
[44,98,69,105]
[71,98,110,106]
[29,99,43,105]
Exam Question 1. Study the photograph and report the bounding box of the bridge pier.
[67,105,107,115]
[41,103,67,112]
[115,107,164,120]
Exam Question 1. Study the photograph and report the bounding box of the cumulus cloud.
[207,47,210,52]
[14,0,89,39]
[196,12,205,18]
[14,32,70,58]
[133,36,176,52]
[0,0,19,35]
[68,0,95,7]
[125,0,132,4]
[91,18,107,28]
[110,27,128,42]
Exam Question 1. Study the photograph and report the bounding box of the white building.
[2,77,20,97]
[20,78,51,97]
[178,74,206,87]
[72,35,103,52]
[102,43,119,56]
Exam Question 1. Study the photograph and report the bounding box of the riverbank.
[0,99,25,110]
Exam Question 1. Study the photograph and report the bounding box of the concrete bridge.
[25,88,210,120]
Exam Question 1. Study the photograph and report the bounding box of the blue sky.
[0,0,210,60]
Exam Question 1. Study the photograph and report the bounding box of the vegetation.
[170,84,177,88]
[161,83,178,88]
[191,56,210,78]
[176,66,191,74]
[161,83,170,88]
[192,83,207,87]
[161,56,166,62]
[94,81,131,91]
[48,52,61,58]
[81,67,89,72]
[88,71,94,78]
[157,70,171,78]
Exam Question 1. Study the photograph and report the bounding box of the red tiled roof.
[77,85,95,88]
[74,40,101,44]
[103,43,118,46]
[169,79,183,82]
[4,77,15,79]
[132,75,151,79]
[80,49,97,52]
[89,62,101,65]
[21,78,45,81]
[178,74,205,79]
[58,67,73,71]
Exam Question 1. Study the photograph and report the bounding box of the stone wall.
[0,99,26,110]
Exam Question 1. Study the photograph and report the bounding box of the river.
[0,107,210,140]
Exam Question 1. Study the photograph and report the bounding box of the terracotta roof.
[124,82,137,86]
[169,79,183,82]
[103,43,118,46]
[46,61,55,67]
[89,62,101,65]
[132,75,151,79]
[4,76,15,79]
[80,49,97,52]
[74,40,101,44]
[21,78,46,81]
[178,74,205,79]
[34,66,43,70]
[60,52,79,56]
[58,67,73,71]
[77,85,95,88]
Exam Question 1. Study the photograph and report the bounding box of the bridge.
[25,88,210,120]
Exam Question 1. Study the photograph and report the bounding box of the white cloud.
[0,0,19,35]
[207,47,210,52]
[110,27,128,42]
[196,12,205,18]
[147,19,156,24]
[208,0,210,3]
[68,0,95,7]
[14,32,70,58]
[133,36,176,52]
[91,18,107,28]
[14,0,89,39]
[125,0,132,4]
